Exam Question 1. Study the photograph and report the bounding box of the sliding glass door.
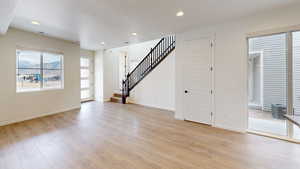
[248,31,300,141]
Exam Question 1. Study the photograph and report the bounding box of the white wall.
[130,52,175,111]
[103,39,175,110]
[0,28,81,126]
[175,4,300,132]
[80,49,94,58]
[127,39,160,71]
[101,49,120,100]
[94,50,104,101]
[95,4,300,133]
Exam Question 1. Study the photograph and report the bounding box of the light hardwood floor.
[1,101,300,169]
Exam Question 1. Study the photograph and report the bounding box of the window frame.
[16,49,64,93]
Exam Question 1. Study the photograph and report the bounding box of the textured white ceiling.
[0,0,299,50]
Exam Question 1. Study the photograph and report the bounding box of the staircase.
[110,93,123,103]
[121,35,176,104]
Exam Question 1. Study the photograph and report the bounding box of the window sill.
[17,87,64,93]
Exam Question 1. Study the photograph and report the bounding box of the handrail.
[122,35,175,104]
[128,40,176,91]
[128,38,165,77]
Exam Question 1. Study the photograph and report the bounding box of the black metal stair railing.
[122,35,176,104]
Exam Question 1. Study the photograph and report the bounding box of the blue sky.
[17,50,62,65]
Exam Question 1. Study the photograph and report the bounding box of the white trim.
[175,114,184,120]
[17,87,64,93]
[81,98,95,103]
[210,34,216,126]
[247,24,300,38]
[0,106,81,127]
[16,45,64,55]
[214,123,246,133]
[248,130,300,144]
[128,101,175,112]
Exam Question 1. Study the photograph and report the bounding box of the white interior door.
[183,37,213,125]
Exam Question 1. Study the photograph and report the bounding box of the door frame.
[181,34,216,125]
[246,28,300,143]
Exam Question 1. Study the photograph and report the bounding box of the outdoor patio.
[249,108,300,140]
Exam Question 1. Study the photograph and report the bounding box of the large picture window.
[16,50,64,92]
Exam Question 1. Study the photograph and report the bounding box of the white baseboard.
[174,115,245,133]
[129,101,175,112]
[213,124,246,133]
[174,114,184,120]
[0,106,81,127]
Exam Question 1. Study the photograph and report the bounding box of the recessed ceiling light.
[132,33,137,36]
[176,11,184,17]
[101,42,105,45]
[31,21,40,25]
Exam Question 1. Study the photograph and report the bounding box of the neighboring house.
[293,32,300,115]
[248,33,300,115]
[248,34,288,112]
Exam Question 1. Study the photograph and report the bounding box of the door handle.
[184,90,188,93]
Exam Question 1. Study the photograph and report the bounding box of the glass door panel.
[292,31,300,140]
[248,33,288,136]
[80,56,94,101]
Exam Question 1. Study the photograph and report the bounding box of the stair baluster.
[122,35,176,104]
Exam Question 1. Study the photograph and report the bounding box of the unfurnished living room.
[1,0,300,169]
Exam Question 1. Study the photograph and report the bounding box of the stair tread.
[111,96,122,100]
[110,96,122,103]
[113,93,122,98]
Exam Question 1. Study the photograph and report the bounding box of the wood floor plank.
[0,101,300,169]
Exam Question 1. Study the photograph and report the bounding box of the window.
[16,50,64,92]
[80,56,94,101]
